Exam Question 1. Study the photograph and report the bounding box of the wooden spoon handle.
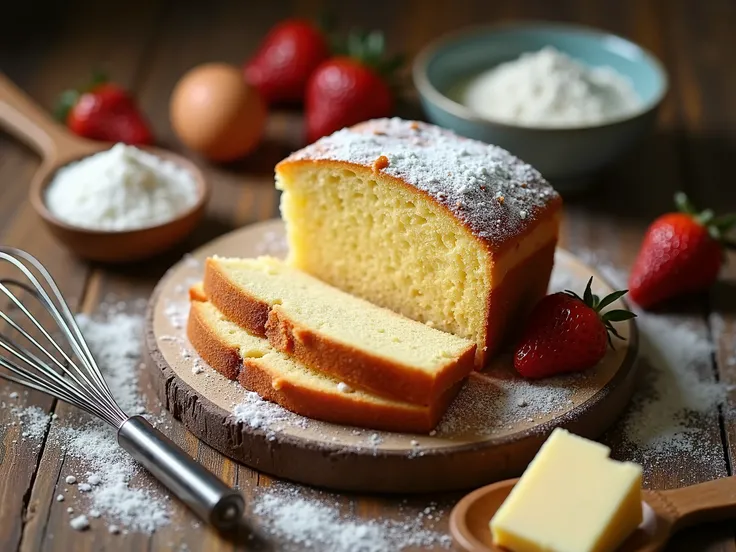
[0,72,83,161]
[659,476,736,530]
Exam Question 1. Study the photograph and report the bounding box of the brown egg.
[170,63,267,162]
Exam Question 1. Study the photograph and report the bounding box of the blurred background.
[0,0,734,254]
[1,3,736,551]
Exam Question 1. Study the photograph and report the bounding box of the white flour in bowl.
[46,143,198,231]
[462,46,642,127]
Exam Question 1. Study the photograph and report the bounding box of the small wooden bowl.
[29,148,209,264]
[0,73,209,263]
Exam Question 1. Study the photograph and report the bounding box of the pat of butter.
[490,428,642,552]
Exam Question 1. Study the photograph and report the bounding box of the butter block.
[490,428,642,552]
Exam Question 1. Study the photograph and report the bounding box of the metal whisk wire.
[0,247,244,529]
[0,247,126,427]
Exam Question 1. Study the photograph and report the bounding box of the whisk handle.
[117,416,244,530]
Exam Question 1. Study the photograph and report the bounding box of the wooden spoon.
[0,73,209,263]
[450,476,736,552]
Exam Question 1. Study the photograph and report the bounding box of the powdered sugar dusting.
[164,300,189,331]
[621,315,728,455]
[251,484,452,551]
[11,405,52,440]
[437,369,580,436]
[59,422,169,533]
[52,311,170,533]
[232,390,308,438]
[76,313,146,415]
[283,118,559,247]
[567,247,732,464]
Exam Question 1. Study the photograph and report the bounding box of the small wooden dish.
[450,476,736,552]
[28,148,208,263]
[0,74,209,263]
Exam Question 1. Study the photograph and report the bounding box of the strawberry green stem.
[675,191,736,243]
[564,277,636,349]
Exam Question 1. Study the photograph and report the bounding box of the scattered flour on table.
[11,405,52,439]
[76,313,146,415]
[69,515,90,531]
[620,315,728,455]
[55,311,170,533]
[563,247,732,461]
[3,243,725,539]
[59,422,168,533]
[251,484,452,552]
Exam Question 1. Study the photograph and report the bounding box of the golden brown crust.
[276,158,562,258]
[265,306,475,405]
[205,260,476,406]
[187,298,459,433]
[203,258,269,337]
[189,283,207,302]
[277,160,560,369]
[276,120,561,370]
[187,301,242,381]
[480,239,558,363]
[238,362,461,433]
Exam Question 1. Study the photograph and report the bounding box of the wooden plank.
[663,0,736,550]
[0,0,732,550]
[0,19,94,552]
[600,1,735,550]
[8,2,165,551]
[135,3,305,550]
[23,2,291,549]
[480,1,734,549]
[0,168,90,549]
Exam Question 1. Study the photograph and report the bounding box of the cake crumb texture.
[277,118,560,366]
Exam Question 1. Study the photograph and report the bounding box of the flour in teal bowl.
[457,46,642,127]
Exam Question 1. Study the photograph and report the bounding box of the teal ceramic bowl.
[413,23,668,184]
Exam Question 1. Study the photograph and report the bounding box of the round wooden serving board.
[145,219,638,493]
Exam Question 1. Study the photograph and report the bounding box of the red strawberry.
[305,31,401,143]
[244,19,330,104]
[628,193,736,309]
[514,278,635,379]
[56,75,153,146]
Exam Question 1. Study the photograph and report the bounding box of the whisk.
[0,247,244,530]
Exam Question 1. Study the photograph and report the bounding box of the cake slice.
[276,118,562,367]
[187,287,458,433]
[203,256,476,405]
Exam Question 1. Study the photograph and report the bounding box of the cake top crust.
[280,118,560,248]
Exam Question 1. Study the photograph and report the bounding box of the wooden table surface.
[1,0,736,550]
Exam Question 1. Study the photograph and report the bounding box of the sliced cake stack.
[186,117,561,433]
[187,256,477,433]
